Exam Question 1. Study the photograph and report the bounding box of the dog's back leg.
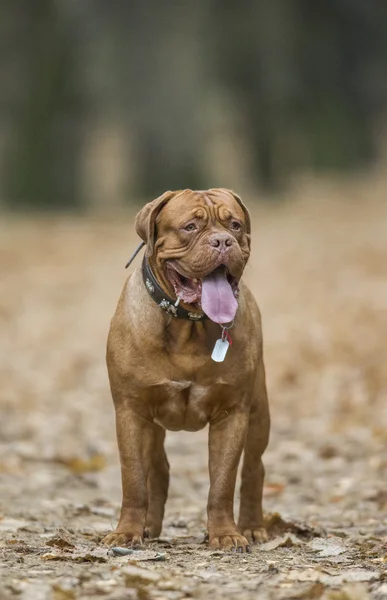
[237,361,270,543]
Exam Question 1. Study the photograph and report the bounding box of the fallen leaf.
[285,568,380,586]
[19,582,52,600]
[367,489,387,509]
[5,539,30,553]
[324,583,371,599]
[69,549,109,563]
[89,579,118,593]
[292,582,325,599]
[46,529,76,550]
[286,569,322,583]
[264,513,324,539]
[52,584,76,600]
[307,537,346,557]
[89,505,116,518]
[42,547,108,563]
[302,582,325,599]
[325,570,379,584]
[107,546,139,556]
[5,539,27,546]
[0,518,29,532]
[260,533,304,551]
[263,483,286,496]
[58,454,106,474]
[42,553,65,561]
[129,551,168,562]
[121,564,161,586]
[319,444,339,459]
[107,547,168,561]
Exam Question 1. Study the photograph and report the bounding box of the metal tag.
[211,338,229,362]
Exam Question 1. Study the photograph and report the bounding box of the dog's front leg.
[103,407,152,547]
[207,408,250,552]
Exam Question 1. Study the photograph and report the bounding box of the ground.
[0,178,386,600]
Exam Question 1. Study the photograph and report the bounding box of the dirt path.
[1,183,386,599]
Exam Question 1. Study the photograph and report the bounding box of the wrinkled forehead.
[157,189,245,225]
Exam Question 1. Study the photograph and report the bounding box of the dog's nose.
[209,232,234,250]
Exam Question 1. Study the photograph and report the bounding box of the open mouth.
[166,263,239,324]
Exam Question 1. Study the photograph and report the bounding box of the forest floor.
[1,178,386,600]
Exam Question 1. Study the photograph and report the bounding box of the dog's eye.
[184,223,197,232]
[230,221,241,231]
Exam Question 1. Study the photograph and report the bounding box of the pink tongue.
[201,269,238,324]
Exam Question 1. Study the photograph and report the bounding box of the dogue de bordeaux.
[103,188,270,553]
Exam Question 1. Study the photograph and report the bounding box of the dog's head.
[135,188,251,323]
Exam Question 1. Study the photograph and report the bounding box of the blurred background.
[1,3,387,596]
[1,0,387,209]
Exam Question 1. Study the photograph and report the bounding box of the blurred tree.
[3,0,83,209]
[209,0,298,189]
[210,0,387,189]
[92,0,209,199]
[297,0,387,171]
[1,0,387,208]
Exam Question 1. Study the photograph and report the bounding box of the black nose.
[209,232,234,250]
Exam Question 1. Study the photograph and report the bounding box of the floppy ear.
[219,188,251,234]
[135,190,176,257]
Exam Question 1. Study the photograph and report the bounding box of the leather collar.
[142,257,208,321]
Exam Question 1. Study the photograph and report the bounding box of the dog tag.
[211,338,229,362]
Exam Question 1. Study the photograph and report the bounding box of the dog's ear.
[218,188,251,234]
[135,190,176,257]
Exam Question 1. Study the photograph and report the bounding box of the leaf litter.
[1,180,387,599]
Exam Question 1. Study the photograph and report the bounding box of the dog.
[102,188,270,552]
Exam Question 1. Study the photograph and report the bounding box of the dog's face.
[135,189,251,323]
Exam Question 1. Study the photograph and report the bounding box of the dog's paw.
[102,530,144,548]
[209,533,251,553]
[240,527,268,544]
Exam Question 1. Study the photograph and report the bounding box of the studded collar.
[142,257,207,321]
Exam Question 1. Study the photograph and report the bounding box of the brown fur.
[102,189,270,552]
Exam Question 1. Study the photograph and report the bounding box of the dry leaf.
[58,454,106,473]
[263,483,286,496]
[121,564,162,586]
[129,551,168,562]
[260,534,304,551]
[107,547,167,561]
[46,529,76,550]
[286,568,380,587]
[327,571,379,584]
[0,518,29,532]
[1,200,386,599]
[307,538,346,557]
[264,513,324,539]
[43,547,108,563]
[286,570,322,583]
[291,582,325,599]
[42,553,65,561]
[324,583,371,599]
[52,585,76,600]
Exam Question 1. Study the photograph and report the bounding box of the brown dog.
[103,188,270,552]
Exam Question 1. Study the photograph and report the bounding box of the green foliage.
[2,0,387,208]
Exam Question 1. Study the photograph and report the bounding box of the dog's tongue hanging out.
[201,267,238,324]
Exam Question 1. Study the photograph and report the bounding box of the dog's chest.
[153,380,219,432]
